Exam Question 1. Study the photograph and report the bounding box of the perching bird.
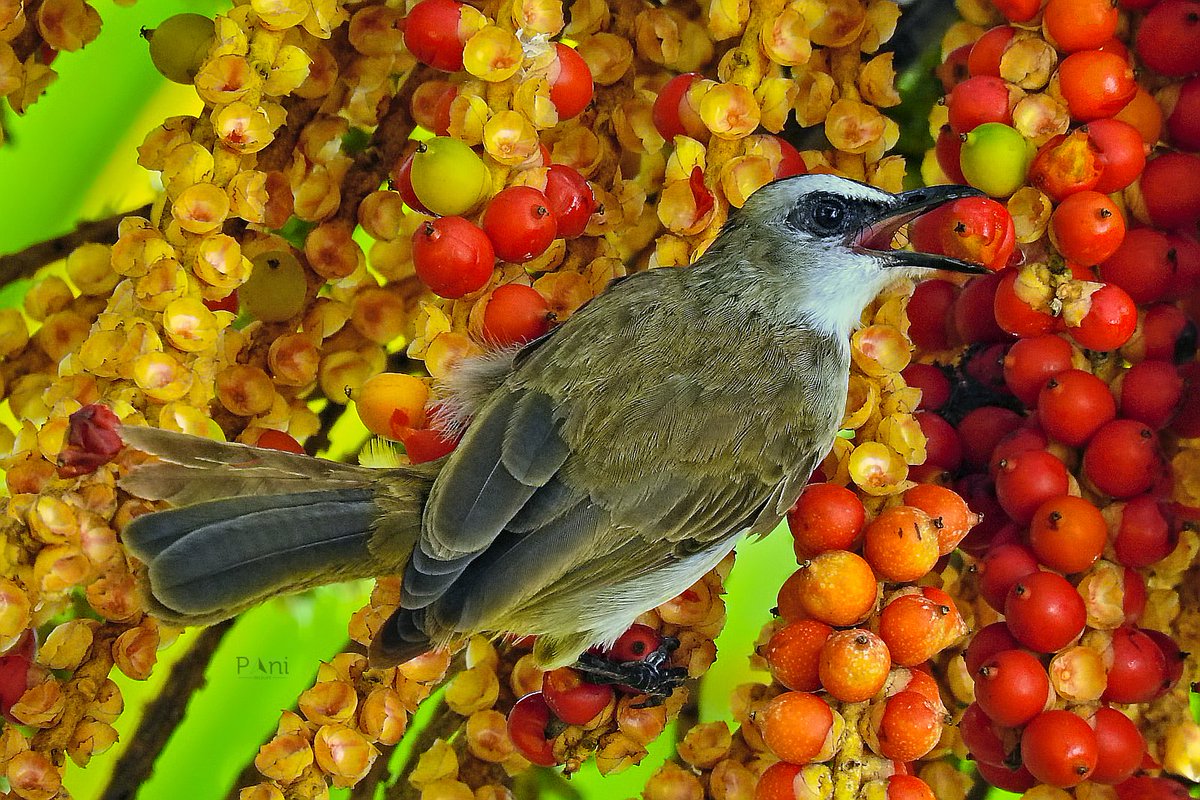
[120,175,984,677]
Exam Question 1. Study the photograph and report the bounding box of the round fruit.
[1057,50,1137,121]
[788,482,866,557]
[242,250,308,322]
[145,13,215,84]
[404,0,470,71]
[481,284,551,347]
[548,44,594,120]
[1135,0,1200,77]
[959,123,1033,198]
[355,373,429,440]
[1028,494,1107,573]
[408,137,491,217]
[411,216,495,299]
[482,186,558,263]
[974,648,1050,727]
[1005,571,1087,652]
[1020,710,1098,787]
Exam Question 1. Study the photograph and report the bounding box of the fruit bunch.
[0,0,104,135]
[0,0,948,793]
[900,0,1200,792]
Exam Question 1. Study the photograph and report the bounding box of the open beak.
[851,184,990,274]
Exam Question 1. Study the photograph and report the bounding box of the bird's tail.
[119,426,439,626]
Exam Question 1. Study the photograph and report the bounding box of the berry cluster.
[904,0,1200,791]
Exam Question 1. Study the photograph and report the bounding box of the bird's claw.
[573,636,688,707]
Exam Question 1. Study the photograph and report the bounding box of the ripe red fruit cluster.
[405,155,596,312]
[506,624,665,766]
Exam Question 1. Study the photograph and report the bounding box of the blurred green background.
[1,1,1196,798]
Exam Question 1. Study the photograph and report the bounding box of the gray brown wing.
[407,268,837,633]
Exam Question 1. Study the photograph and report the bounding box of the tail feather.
[124,489,398,624]
[119,425,378,506]
[118,427,440,626]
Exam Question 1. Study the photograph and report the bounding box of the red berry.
[1135,0,1200,76]
[1103,626,1167,703]
[1044,0,1119,51]
[1057,50,1137,121]
[869,691,942,762]
[1087,118,1147,194]
[1090,706,1146,785]
[1119,361,1184,429]
[547,43,593,120]
[1002,334,1073,406]
[507,692,558,766]
[1020,709,1098,787]
[541,667,614,725]
[902,364,951,411]
[1114,494,1177,568]
[958,405,1023,472]
[1005,571,1087,653]
[1082,419,1161,498]
[908,279,959,350]
[978,543,1040,613]
[481,284,552,347]
[995,449,1070,524]
[969,26,1016,76]
[959,702,1010,766]
[755,762,803,800]
[964,622,1020,675]
[1028,131,1102,201]
[403,0,470,71]
[1028,494,1107,574]
[914,411,963,474]
[764,619,833,692]
[954,272,1007,345]
[994,269,1057,337]
[56,403,124,478]
[608,624,662,662]
[482,186,558,263]
[652,73,704,140]
[1050,191,1126,267]
[1068,283,1137,351]
[412,217,495,299]
[973,649,1050,727]
[1037,369,1116,446]
[1140,152,1200,230]
[543,164,596,238]
[975,760,1038,792]
[1099,228,1174,305]
[788,483,866,557]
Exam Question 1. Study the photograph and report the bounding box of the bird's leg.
[573,636,689,707]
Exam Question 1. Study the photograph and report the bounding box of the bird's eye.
[810,196,847,232]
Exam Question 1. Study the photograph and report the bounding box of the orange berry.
[886,774,937,800]
[764,619,833,692]
[775,569,810,622]
[758,691,838,764]
[818,629,891,703]
[863,506,940,582]
[754,761,802,800]
[878,593,954,666]
[787,482,866,557]
[355,373,429,440]
[902,484,978,556]
[795,551,878,626]
[866,690,943,762]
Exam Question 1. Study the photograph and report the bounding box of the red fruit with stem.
[1028,131,1102,201]
[1002,334,1073,406]
[764,619,833,692]
[1050,191,1126,267]
[481,284,552,347]
[869,691,942,762]
[978,544,1040,613]
[954,271,1007,344]
[1020,709,1098,787]
[412,216,495,299]
[1028,494,1107,573]
[947,76,1013,134]
[964,622,1020,675]
[995,449,1070,524]
[57,403,124,478]
[482,186,558,263]
[1037,369,1116,446]
[958,405,1023,472]
[1005,571,1087,652]
[994,269,1057,337]
[1083,419,1161,498]
[1135,0,1200,77]
[973,649,1050,727]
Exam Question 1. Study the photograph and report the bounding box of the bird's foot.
[573,636,688,707]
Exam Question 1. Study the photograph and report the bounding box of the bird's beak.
[852,184,990,274]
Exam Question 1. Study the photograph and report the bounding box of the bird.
[119,174,985,683]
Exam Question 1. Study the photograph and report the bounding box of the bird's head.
[708,173,988,337]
